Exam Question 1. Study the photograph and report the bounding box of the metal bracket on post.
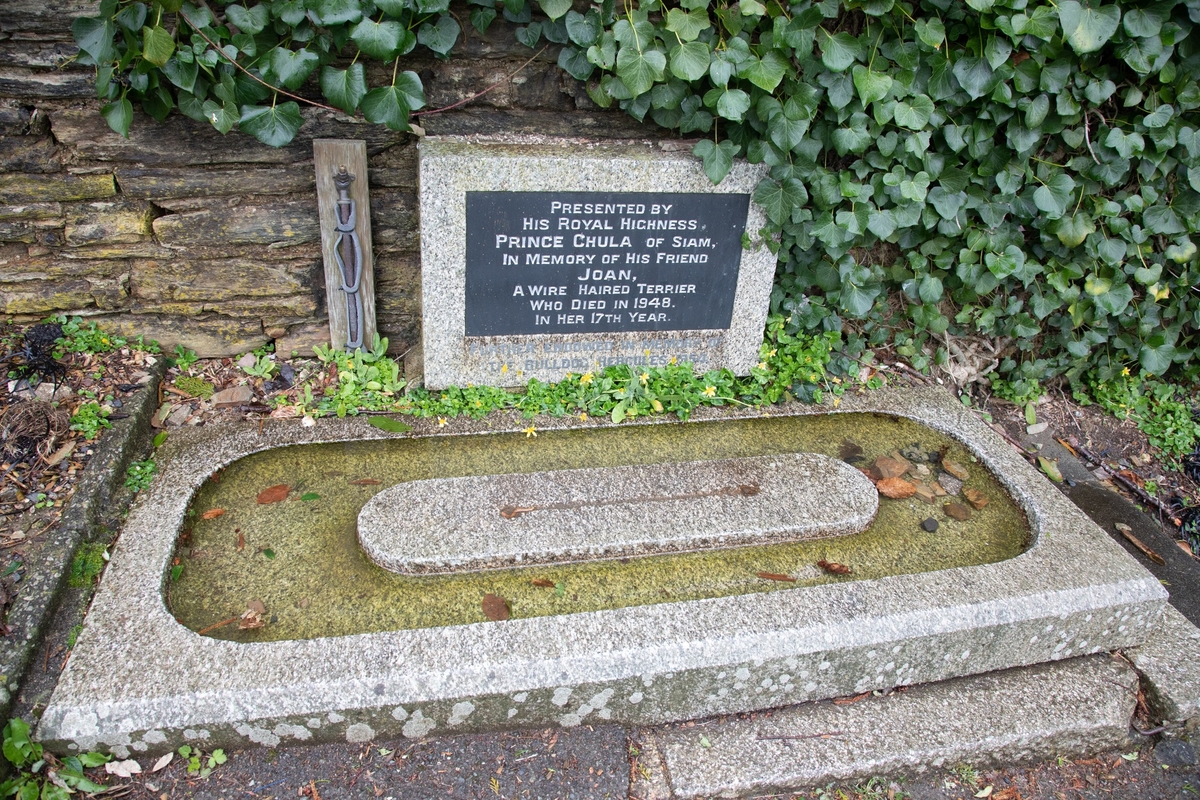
[315,139,377,352]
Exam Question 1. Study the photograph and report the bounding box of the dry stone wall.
[0,1,656,356]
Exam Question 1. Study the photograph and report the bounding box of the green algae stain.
[168,413,1029,642]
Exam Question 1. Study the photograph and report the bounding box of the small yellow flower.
[580,372,594,385]
[524,425,537,438]
[703,385,717,397]
[757,361,768,371]
[669,356,677,366]
[437,417,448,427]
[639,372,649,385]
[768,349,777,358]
[832,396,842,408]
[1122,367,1131,376]
[501,363,509,373]
[579,412,588,421]
[644,349,651,357]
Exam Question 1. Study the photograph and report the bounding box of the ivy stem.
[177,8,340,113]
[413,45,548,116]
[392,56,400,86]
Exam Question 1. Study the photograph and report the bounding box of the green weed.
[177,745,226,778]
[174,374,215,399]
[0,718,111,797]
[1085,369,1200,458]
[124,459,156,493]
[69,402,111,440]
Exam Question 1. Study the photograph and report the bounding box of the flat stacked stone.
[358,453,878,574]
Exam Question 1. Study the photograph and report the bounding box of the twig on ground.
[1066,436,1182,527]
[757,731,843,741]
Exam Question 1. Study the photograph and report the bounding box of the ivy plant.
[72,0,1200,388]
[71,0,494,143]
[521,0,1200,385]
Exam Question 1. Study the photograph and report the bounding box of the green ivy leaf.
[202,99,239,133]
[538,0,571,20]
[739,51,788,91]
[952,56,995,100]
[1139,337,1176,374]
[238,102,304,147]
[1092,282,1134,315]
[361,86,412,130]
[320,64,368,113]
[1058,1,1120,54]
[565,10,602,46]
[819,30,863,72]
[558,46,594,80]
[666,8,710,42]
[1143,104,1174,129]
[851,65,892,106]
[893,94,933,129]
[267,47,319,90]
[101,96,133,137]
[715,87,751,121]
[669,42,710,81]
[140,23,175,65]
[418,16,460,55]
[915,18,945,49]
[115,3,148,31]
[1143,205,1184,235]
[470,6,497,33]
[1053,212,1095,247]
[314,0,363,25]
[754,177,808,226]
[1032,172,1076,219]
[72,16,116,64]
[367,416,413,432]
[693,139,739,184]
[351,18,404,60]
[225,3,269,34]
[616,46,666,96]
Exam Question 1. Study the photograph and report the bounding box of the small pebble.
[876,477,916,499]
[920,518,939,533]
[941,459,971,482]
[938,472,964,496]
[944,502,972,521]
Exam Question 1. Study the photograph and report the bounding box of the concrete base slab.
[36,389,1166,758]
[648,655,1137,799]
[1128,604,1200,724]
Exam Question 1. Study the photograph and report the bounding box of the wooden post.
[314,139,378,351]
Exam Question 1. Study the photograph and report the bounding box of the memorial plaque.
[419,138,775,389]
[464,192,750,336]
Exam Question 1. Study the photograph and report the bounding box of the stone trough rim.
[37,387,1166,756]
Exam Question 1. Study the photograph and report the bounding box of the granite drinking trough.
[37,388,1166,757]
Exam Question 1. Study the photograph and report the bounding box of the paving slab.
[650,655,1138,799]
[37,388,1166,758]
[358,453,877,574]
[1127,604,1200,725]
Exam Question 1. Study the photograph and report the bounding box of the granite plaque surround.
[358,453,879,574]
[419,137,774,389]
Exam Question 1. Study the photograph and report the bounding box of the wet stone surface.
[358,453,878,574]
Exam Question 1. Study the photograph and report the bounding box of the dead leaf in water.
[482,593,510,621]
[257,484,290,504]
[236,531,245,552]
[200,508,226,520]
[756,571,796,582]
[817,560,852,575]
[349,478,382,486]
[530,578,555,588]
[239,600,266,629]
[831,692,869,706]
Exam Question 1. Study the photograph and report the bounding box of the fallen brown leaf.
[482,593,510,621]
[349,478,382,486]
[256,484,290,504]
[236,531,245,552]
[200,508,225,520]
[756,571,796,582]
[831,692,869,705]
[817,560,852,575]
[530,578,555,588]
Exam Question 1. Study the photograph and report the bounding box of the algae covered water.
[168,413,1029,641]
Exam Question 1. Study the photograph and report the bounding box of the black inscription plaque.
[465,191,751,336]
